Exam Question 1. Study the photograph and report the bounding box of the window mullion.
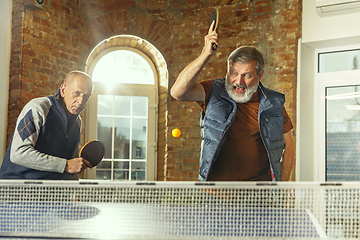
[129,96,133,181]
[111,95,115,180]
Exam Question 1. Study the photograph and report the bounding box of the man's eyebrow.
[239,71,252,75]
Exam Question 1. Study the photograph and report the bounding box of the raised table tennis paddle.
[209,7,219,50]
[79,140,105,167]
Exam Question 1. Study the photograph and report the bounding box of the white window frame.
[315,44,360,181]
[84,46,158,181]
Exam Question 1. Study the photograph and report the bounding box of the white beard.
[225,74,259,103]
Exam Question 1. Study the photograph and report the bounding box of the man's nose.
[234,74,245,85]
[77,94,86,104]
[77,93,91,104]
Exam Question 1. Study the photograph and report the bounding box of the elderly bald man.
[0,71,94,180]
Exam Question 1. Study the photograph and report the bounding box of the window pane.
[132,118,147,160]
[133,53,149,69]
[114,161,129,169]
[114,118,130,159]
[92,50,154,85]
[326,85,360,181]
[114,170,129,180]
[319,49,360,73]
[114,50,133,68]
[97,117,112,159]
[131,170,145,180]
[97,160,111,169]
[133,69,153,84]
[114,96,130,116]
[131,160,146,180]
[98,95,113,116]
[96,170,111,180]
[132,96,147,117]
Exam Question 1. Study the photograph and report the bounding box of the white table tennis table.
[0,200,326,239]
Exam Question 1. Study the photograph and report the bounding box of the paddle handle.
[212,43,217,50]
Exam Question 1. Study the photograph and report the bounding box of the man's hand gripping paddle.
[79,140,105,167]
[209,7,219,50]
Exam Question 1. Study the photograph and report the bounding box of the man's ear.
[60,84,66,98]
[258,70,264,81]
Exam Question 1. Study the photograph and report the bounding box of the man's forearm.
[281,132,294,181]
[170,52,212,101]
[280,149,294,180]
[171,22,218,101]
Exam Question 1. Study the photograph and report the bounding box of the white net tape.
[0,180,359,239]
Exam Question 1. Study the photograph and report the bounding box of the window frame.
[84,46,158,181]
[315,44,360,181]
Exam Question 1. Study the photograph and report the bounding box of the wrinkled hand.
[65,158,93,174]
[203,20,219,55]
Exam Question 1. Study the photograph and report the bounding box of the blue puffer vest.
[198,78,285,181]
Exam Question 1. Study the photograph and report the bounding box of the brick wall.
[8,0,301,181]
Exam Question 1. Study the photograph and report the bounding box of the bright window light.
[92,50,154,85]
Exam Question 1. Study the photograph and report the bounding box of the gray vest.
[198,78,285,181]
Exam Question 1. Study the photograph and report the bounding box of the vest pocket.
[260,114,284,142]
[205,107,233,124]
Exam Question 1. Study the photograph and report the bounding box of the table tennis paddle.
[209,7,219,50]
[79,140,105,167]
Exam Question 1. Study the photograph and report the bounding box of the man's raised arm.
[170,21,219,102]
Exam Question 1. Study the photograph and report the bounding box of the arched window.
[84,36,162,181]
[92,50,155,85]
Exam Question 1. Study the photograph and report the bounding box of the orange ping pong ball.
[172,128,181,138]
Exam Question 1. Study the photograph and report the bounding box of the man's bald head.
[64,71,93,89]
[59,70,93,116]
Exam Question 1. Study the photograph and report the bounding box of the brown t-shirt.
[198,80,293,181]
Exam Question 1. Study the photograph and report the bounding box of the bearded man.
[170,22,294,181]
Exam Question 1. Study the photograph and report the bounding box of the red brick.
[51,2,61,10]
[252,12,272,20]
[255,0,271,7]
[254,6,272,14]
[42,61,51,69]
[40,18,51,27]
[60,52,69,60]
[23,48,36,57]
[39,74,49,81]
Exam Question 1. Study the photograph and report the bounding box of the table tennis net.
[0,181,359,239]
